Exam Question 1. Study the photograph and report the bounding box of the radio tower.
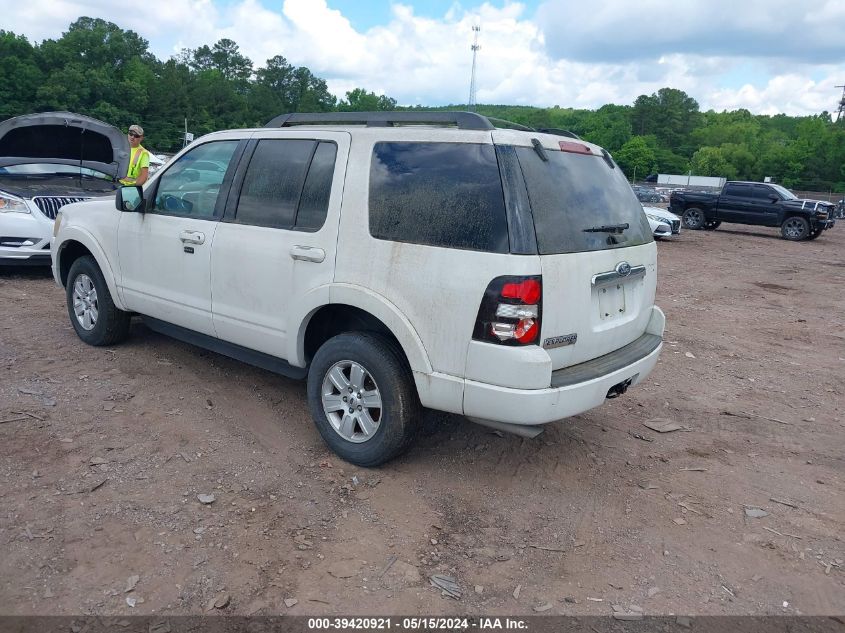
[468,25,481,111]
[836,85,845,122]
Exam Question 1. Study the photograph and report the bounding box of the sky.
[2,0,845,116]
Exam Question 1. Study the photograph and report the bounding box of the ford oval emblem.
[615,261,632,276]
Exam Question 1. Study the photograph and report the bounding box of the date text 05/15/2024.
[307,617,528,630]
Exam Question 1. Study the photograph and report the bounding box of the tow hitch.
[606,376,634,399]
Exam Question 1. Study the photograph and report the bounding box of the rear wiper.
[583,223,629,234]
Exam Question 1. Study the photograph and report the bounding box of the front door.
[752,184,782,226]
[116,139,242,336]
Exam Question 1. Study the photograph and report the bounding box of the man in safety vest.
[119,124,150,186]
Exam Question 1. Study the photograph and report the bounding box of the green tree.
[690,147,735,179]
[579,104,632,152]
[339,88,396,111]
[290,68,336,112]
[631,88,700,154]
[35,18,154,123]
[0,31,43,119]
[614,136,656,180]
[210,39,253,83]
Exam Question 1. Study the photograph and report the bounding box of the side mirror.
[769,194,779,202]
[116,186,145,213]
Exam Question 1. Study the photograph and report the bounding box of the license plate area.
[596,282,626,320]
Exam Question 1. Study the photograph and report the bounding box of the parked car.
[643,205,681,238]
[669,181,836,241]
[148,153,167,174]
[0,112,128,265]
[53,111,665,466]
[632,185,662,203]
[645,214,671,239]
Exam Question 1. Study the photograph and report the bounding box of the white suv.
[52,112,665,466]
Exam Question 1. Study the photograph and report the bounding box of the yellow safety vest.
[120,146,149,185]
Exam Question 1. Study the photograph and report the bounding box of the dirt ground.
[1,221,843,618]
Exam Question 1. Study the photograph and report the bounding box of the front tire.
[682,207,705,230]
[781,216,810,241]
[307,332,420,467]
[66,256,131,346]
[805,227,823,240]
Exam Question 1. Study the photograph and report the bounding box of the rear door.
[718,182,753,223]
[209,132,349,360]
[495,131,657,370]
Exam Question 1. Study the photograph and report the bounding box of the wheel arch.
[292,284,432,376]
[55,231,125,311]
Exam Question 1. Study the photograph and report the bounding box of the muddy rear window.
[515,147,652,254]
[369,142,509,253]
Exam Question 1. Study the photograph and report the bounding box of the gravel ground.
[0,222,843,617]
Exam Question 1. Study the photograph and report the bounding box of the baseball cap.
[128,124,144,136]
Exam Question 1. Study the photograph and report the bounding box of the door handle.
[290,245,326,263]
[179,230,205,245]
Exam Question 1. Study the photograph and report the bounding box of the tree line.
[2,18,843,192]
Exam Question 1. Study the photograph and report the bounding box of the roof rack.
[486,117,534,132]
[537,128,582,140]
[264,111,494,131]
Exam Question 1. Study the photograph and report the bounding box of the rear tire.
[66,256,131,346]
[307,332,420,467]
[781,216,809,241]
[682,207,705,230]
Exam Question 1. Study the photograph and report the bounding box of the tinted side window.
[724,183,751,198]
[296,142,337,231]
[753,185,774,199]
[235,139,316,229]
[369,142,508,253]
[153,141,239,218]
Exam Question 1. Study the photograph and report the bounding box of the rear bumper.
[464,333,662,425]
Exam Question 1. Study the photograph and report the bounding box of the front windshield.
[770,183,796,200]
[0,163,112,180]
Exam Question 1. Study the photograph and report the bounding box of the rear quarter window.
[515,146,652,255]
[724,183,752,197]
[369,142,509,253]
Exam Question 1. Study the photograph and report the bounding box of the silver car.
[0,112,128,265]
[643,205,681,238]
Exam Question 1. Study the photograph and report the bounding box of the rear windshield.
[515,147,652,254]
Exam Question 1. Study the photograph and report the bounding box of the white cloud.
[1,0,843,116]
[708,73,842,116]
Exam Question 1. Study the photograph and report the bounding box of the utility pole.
[468,25,480,111]
[836,85,845,122]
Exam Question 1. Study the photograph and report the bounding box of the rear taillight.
[473,275,542,346]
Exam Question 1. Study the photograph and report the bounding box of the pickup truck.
[668,181,836,241]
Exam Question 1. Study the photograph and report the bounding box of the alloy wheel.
[783,218,807,239]
[321,360,383,443]
[72,274,98,331]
